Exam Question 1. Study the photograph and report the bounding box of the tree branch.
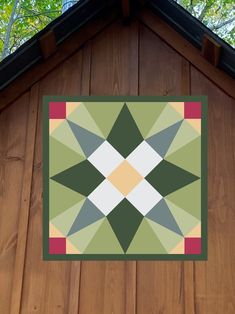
[211,16,235,30]
[198,3,213,21]
[188,0,194,14]
[2,0,20,59]
[15,10,60,20]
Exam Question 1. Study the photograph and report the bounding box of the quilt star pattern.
[43,97,207,260]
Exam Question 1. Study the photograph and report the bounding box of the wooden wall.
[0,18,235,314]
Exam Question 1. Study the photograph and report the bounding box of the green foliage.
[174,0,235,47]
[0,0,234,61]
[0,0,62,59]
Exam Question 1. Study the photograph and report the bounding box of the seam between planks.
[181,58,196,314]
[68,40,92,314]
[9,83,39,314]
[125,20,139,314]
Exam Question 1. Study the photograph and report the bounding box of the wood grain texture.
[137,24,184,314]
[10,84,39,314]
[0,9,119,111]
[0,16,235,314]
[138,9,235,99]
[90,20,139,96]
[79,20,139,314]
[0,93,29,314]
[20,51,83,314]
[66,43,92,314]
[139,24,182,96]
[191,67,235,314]
[125,20,138,314]
[181,58,196,314]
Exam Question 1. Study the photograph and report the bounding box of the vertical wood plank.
[181,58,196,314]
[191,67,235,314]
[90,20,138,96]
[125,262,137,314]
[181,58,190,95]
[0,93,29,314]
[10,84,39,314]
[66,44,92,314]
[81,41,92,95]
[138,24,182,96]
[125,20,139,314]
[79,20,139,314]
[137,24,184,314]
[21,77,70,313]
[20,51,83,314]
[67,262,81,314]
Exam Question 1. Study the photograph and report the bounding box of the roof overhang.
[0,0,234,108]
[146,0,235,78]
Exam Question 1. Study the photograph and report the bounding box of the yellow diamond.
[107,160,143,196]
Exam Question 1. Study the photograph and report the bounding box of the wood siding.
[0,18,234,314]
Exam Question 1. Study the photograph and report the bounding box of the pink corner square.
[185,237,201,254]
[184,102,201,119]
[49,237,66,254]
[49,102,66,119]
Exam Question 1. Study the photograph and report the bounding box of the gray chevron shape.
[146,120,183,157]
[146,199,183,236]
[67,199,104,236]
[67,120,104,157]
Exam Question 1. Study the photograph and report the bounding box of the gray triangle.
[146,199,183,235]
[67,199,104,236]
[67,120,104,157]
[146,120,183,157]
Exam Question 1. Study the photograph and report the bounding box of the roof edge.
[0,0,119,91]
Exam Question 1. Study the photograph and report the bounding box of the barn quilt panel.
[43,96,207,260]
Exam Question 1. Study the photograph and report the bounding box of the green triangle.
[107,104,143,157]
[50,199,86,236]
[107,199,143,252]
[146,218,184,252]
[49,137,85,177]
[127,102,166,138]
[85,102,124,138]
[165,180,201,220]
[67,218,105,253]
[67,103,104,137]
[50,120,85,157]
[165,120,200,156]
[165,137,201,176]
[51,160,105,196]
[146,160,199,196]
[49,180,85,220]
[147,104,183,137]
[84,219,124,254]
[165,199,200,236]
[126,219,167,254]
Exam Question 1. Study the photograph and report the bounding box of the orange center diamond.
[107,160,143,196]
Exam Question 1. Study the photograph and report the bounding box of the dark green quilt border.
[43,96,208,261]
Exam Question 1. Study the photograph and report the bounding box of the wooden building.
[0,0,234,313]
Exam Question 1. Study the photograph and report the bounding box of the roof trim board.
[0,0,234,110]
[0,0,118,91]
[0,6,119,110]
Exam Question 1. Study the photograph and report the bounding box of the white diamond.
[88,141,124,176]
[126,141,162,177]
[126,179,162,215]
[88,179,124,215]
